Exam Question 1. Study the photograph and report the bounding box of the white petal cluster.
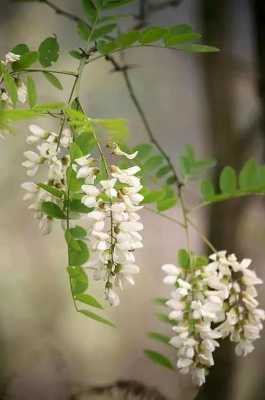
[78,159,143,306]
[1,52,27,106]
[21,124,71,234]
[162,251,265,386]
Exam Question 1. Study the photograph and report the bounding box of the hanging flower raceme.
[21,124,71,234]
[76,152,143,307]
[0,51,27,107]
[161,251,265,386]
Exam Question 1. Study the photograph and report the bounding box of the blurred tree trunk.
[196,1,252,399]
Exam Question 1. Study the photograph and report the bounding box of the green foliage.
[69,226,87,238]
[179,144,216,181]
[75,293,103,309]
[2,67,17,105]
[43,71,63,90]
[26,76,37,107]
[68,265,89,294]
[68,239,89,266]
[79,309,115,327]
[178,248,190,268]
[38,183,64,199]
[41,201,66,219]
[38,37,59,67]
[144,350,174,370]
[12,51,38,71]
[148,332,171,345]
[200,159,265,204]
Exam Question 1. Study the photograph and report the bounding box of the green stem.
[13,68,78,77]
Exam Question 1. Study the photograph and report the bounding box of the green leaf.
[69,240,89,266]
[77,21,91,41]
[75,293,103,309]
[32,102,65,112]
[239,159,259,191]
[41,201,66,219]
[178,249,190,268]
[219,166,237,194]
[102,0,134,9]
[70,199,93,213]
[68,265,88,294]
[3,68,17,105]
[156,165,171,178]
[155,313,175,325]
[154,297,168,306]
[201,180,215,201]
[69,50,83,60]
[11,43,30,55]
[76,131,96,154]
[91,23,117,40]
[174,44,219,53]
[26,76,37,107]
[117,31,140,48]
[139,27,166,44]
[43,71,63,90]
[79,309,115,327]
[82,0,97,22]
[164,32,201,47]
[168,24,193,35]
[144,350,174,370]
[70,226,87,238]
[157,195,177,211]
[70,142,83,161]
[12,51,38,71]
[133,143,153,160]
[148,332,170,345]
[38,183,64,198]
[142,188,165,204]
[94,118,129,143]
[97,40,119,55]
[143,155,165,173]
[39,37,59,67]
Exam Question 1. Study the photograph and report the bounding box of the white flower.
[17,82,27,103]
[81,184,100,208]
[105,288,120,307]
[100,178,117,198]
[112,143,138,159]
[26,125,48,144]
[4,52,20,64]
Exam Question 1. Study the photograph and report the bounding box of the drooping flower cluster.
[74,151,144,307]
[0,52,27,106]
[162,251,265,386]
[21,124,72,234]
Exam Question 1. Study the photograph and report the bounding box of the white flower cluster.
[21,124,72,234]
[162,251,265,386]
[0,52,27,105]
[75,151,144,307]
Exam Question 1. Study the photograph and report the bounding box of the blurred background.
[0,0,265,399]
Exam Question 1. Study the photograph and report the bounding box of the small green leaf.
[239,159,259,191]
[3,70,17,105]
[69,50,83,60]
[156,165,171,178]
[39,37,59,67]
[70,226,87,238]
[11,43,30,55]
[178,249,190,268]
[32,102,65,112]
[70,142,83,161]
[144,350,174,370]
[157,195,177,211]
[41,201,66,219]
[91,23,117,40]
[43,71,63,90]
[174,43,219,53]
[12,51,38,71]
[26,76,37,107]
[139,27,166,44]
[164,32,201,47]
[69,240,89,266]
[148,332,170,345]
[219,166,237,194]
[154,297,168,306]
[79,309,115,327]
[82,0,97,22]
[38,183,64,198]
[133,143,154,160]
[76,131,96,154]
[155,313,175,325]
[77,21,91,41]
[117,31,140,48]
[70,199,93,213]
[143,155,165,172]
[201,180,215,201]
[102,0,134,10]
[94,118,129,143]
[68,265,88,294]
[75,294,103,309]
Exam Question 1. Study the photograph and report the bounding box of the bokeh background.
[0,0,265,399]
